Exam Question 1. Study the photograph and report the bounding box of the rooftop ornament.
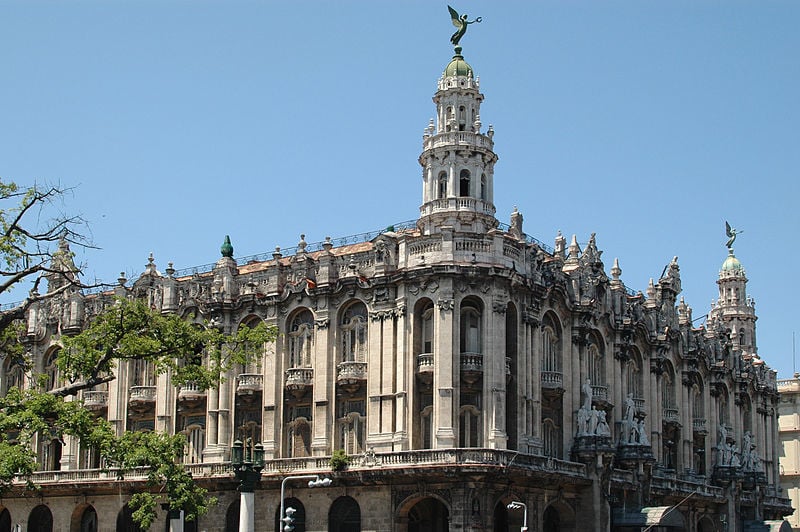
[448,5,481,48]
[725,220,742,251]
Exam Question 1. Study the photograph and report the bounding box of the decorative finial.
[725,221,742,252]
[448,5,481,48]
[221,235,234,258]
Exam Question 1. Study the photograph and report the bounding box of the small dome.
[721,251,744,274]
[444,49,473,78]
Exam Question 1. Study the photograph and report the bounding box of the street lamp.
[279,474,332,531]
[507,501,528,532]
[232,439,265,532]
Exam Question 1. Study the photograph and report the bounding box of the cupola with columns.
[418,41,498,236]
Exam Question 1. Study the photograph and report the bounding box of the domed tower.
[418,36,498,235]
[709,223,757,355]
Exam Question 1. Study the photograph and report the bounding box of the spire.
[46,234,79,293]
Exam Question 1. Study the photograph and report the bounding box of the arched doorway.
[408,497,449,532]
[275,498,306,532]
[543,506,560,532]
[542,501,575,532]
[28,505,53,532]
[116,505,143,532]
[70,504,98,532]
[697,515,718,532]
[0,508,11,532]
[329,496,361,532]
[226,499,240,532]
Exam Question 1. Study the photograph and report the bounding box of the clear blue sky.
[1,2,798,376]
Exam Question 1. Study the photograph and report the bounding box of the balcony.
[236,374,263,395]
[178,382,205,404]
[541,371,564,390]
[128,386,156,412]
[82,391,108,412]
[337,361,367,393]
[663,407,680,424]
[592,385,609,402]
[460,352,483,384]
[285,367,313,399]
[416,353,434,384]
[693,418,708,434]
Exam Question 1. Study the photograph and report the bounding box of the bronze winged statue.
[448,5,482,47]
[725,221,742,250]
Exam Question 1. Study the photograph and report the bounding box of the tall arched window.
[131,358,155,387]
[541,313,562,375]
[2,357,24,395]
[421,304,434,354]
[437,172,448,199]
[45,349,60,391]
[287,416,311,458]
[625,352,643,407]
[588,341,605,386]
[460,300,482,355]
[459,405,481,447]
[480,174,487,201]
[542,418,562,459]
[341,302,368,363]
[329,496,361,532]
[338,410,366,455]
[29,505,53,532]
[459,169,471,197]
[288,310,314,368]
[183,423,205,464]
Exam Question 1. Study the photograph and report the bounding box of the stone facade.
[0,40,792,532]
[778,377,800,530]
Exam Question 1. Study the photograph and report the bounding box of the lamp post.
[231,439,265,532]
[507,501,528,532]
[279,474,332,531]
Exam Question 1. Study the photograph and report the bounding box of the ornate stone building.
[0,31,792,532]
[778,376,800,530]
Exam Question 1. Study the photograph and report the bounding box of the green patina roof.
[444,47,473,78]
[721,252,744,273]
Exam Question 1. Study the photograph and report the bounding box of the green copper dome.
[721,251,744,274]
[444,47,473,78]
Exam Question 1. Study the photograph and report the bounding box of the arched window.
[341,302,368,363]
[458,105,466,131]
[542,418,562,459]
[29,505,53,532]
[420,308,434,356]
[116,505,143,532]
[77,505,98,532]
[183,424,205,464]
[338,410,366,455]
[225,499,240,532]
[40,436,62,471]
[459,169,471,197]
[130,358,154,387]
[288,310,314,368]
[329,496,361,532]
[45,349,60,391]
[420,404,433,450]
[2,357,24,395]
[541,314,562,374]
[625,352,643,407]
[459,405,481,447]
[437,172,448,199]
[287,416,311,458]
[460,300,482,355]
[480,174,487,201]
[275,498,306,532]
[588,341,605,386]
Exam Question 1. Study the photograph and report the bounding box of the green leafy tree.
[0,178,277,528]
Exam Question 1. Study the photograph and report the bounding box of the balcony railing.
[128,386,156,407]
[178,382,205,402]
[592,385,609,402]
[663,407,679,423]
[461,352,483,384]
[416,353,434,384]
[82,391,108,410]
[541,371,564,389]
[285,367,313,398]
[693,418,707,433]
[337,361,367,392]
[236,374,263,395]
[22,449,588,486]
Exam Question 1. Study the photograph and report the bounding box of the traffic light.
[282,506,296,532]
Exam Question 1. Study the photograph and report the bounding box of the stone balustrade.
[82,390,108,410]
[541,371,564,389]
[236,373,263,394]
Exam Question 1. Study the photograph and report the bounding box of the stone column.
[394,302,409,450]
[312,314,331,455]
[434,290,456,447]
[487,298,507,448]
